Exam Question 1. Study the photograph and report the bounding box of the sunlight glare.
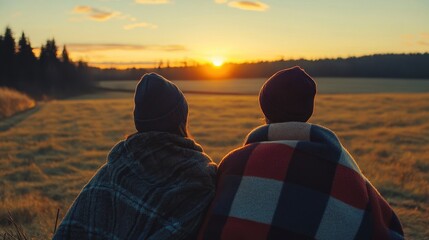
[212,57,224,67]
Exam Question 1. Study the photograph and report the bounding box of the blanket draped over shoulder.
[198,122,404,240]
[54,132,217,240]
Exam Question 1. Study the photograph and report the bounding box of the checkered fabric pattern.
[198,122,404,240]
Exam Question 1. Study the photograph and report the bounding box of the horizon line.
[88,52,429,70]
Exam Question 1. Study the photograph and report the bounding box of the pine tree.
[17,32,36,61]
[0,27,16,86]
[39,39,59,64]
[0,27,93,98]
[39,39,60,94]
[60,45,75,93]
[0,35,4,85]
[61,45,70,64]
[16,32,38,93]
[0,35,3,54]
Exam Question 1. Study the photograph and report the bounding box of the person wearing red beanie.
[259,66,316,123]
[198,67,403,240]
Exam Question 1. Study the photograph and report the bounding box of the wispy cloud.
[73,5,118,21]
[417,41,429,46]
[66,43,187,52]
[402,33,429,47]
[215,1,269,11]
[123,22,158,30]
[228,1,269,11]
[72,5,157,30]
[92,61,158,65]
[135,0,171,4]
[419,33,429,46]
[421,33,429,38]
[89,60,160,69]
[73,6,91,13]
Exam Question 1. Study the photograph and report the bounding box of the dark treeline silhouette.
[91,53,429,81]
[2,26,427,97]
[0,27,93,99]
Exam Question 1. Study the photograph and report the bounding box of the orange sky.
[1,0,429,68]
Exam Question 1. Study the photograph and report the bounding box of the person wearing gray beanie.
[54,73,217,240]
[134,72,189,137]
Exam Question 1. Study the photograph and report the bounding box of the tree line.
[1,26,428,97]
[0,27,93,99]
[92,53,429,81]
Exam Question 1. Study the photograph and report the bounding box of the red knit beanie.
[259,66,316,123]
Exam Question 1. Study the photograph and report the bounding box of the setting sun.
[212,57,224,67]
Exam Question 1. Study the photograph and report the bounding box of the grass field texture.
[0,87,35,119]
[0,92,428,239]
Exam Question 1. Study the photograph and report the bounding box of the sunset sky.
[1,0,428,68]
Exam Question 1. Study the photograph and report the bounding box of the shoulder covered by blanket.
[198,122,404,240]
[54,132,217,240]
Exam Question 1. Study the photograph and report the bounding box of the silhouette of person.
[54,73,217,240]
[197,67,404,240]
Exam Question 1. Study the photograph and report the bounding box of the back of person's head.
[259,66,316,123]
[133,72,189,137]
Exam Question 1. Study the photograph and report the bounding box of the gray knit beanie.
[133,73,188,136]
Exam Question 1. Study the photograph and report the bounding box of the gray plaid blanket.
[53,132,217,240]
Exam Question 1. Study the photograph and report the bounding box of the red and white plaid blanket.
[198,122,404,240]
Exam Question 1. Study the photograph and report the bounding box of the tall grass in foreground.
[0,88,35,119]
[0,92,428,239]
[1,211,29,240]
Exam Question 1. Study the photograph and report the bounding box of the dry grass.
[1,211,29,240]
[0,92,428,239]
[0,88,36,119]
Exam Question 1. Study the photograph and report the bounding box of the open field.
[99,77,429,94]
[0,92,428,239]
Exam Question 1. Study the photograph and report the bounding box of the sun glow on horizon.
[211,57,225,67]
